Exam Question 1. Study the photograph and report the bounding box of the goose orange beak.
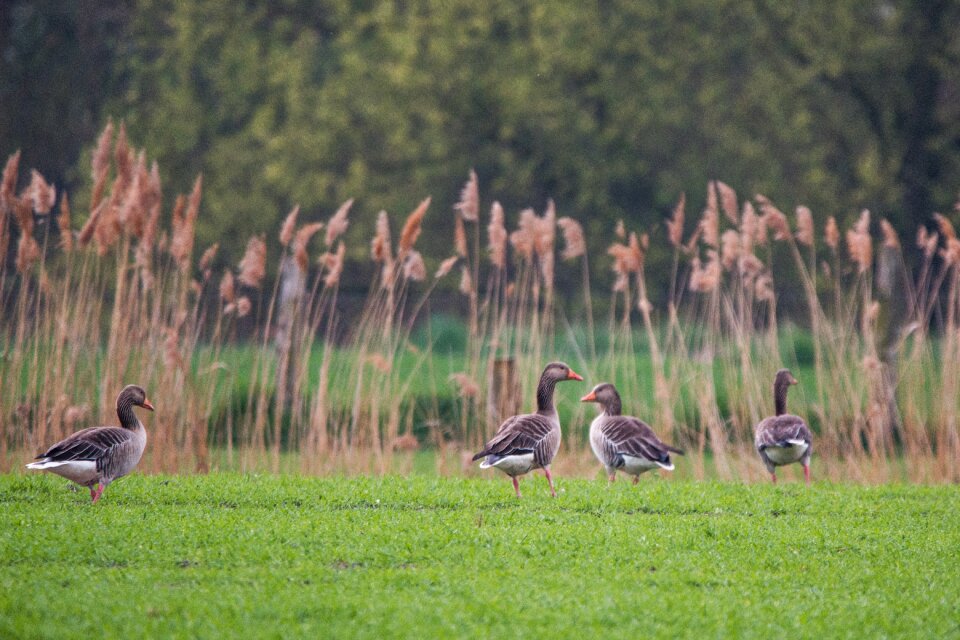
[142,399,155,412]
[567,370,584,381]
[580,391,597,402]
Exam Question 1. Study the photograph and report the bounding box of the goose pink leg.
[770,472,777,484]
[632,475,640,485]
[512,477,522,498]
[803,464,811,485]
[608,472,616,484]
[543,468,557,498]
[91,484,105,503]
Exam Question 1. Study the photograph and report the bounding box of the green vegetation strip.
[1,474,957,638]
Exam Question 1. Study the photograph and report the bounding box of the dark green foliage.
[1,474,958,637]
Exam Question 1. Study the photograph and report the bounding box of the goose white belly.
[621,454,671,475]
[765,441,808,465]
[481,453,536,476]
[26,460,98,486]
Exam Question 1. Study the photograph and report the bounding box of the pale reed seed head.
[454,170,479,221]
[756,194,790,241]
[689,250,721,293]
[78,200,105,246]
[219,270,236,303]
[279,205,300,247]
[399,196,430,254]
[738,251,764,279]
[701,182,719,247]
[940,238,960,266]
[236,296,252,318]
[170,175,203,271]
[322,243,346,288]
[637,296,653,314]
[293,222,324,271]
[454,214,468,257]
[458,266,473,295]
[325,198,352,246]
[845,228,872,275]
[865,300,880,323]
[720,229,740,270]
[755,272,774,302]
[114,123,132,189]
[682,226,702,255]
[715,181,738,224]
[199,243,219,272]
[402,250,426,281]
[28,170,56,214]
[371,210,392,263]
[880,219,900,249]
[167,194,188,266]
[825,216,840,250]
[667,193,685,248]
[557,216,585,260]
[487,201,507,268]
[740,201,757,254]
[91,120,114,184]
[795,206,814,246]
[58,192,72,250]
[509,208,537,260]
[380,261,395,290]
[615,219,626,239]
[607,242,640,275]
[450,372,480,399]
[855,208,871,235]
[933,213,956,241]
[534,199,556,259]
[238,235,267,288]
[916,227,939,259]
[16,234,40,273]
[1,150,21,213]
[630,232,646,270]
[435,255,459,278]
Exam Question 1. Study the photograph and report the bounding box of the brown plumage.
[26,385,154,502]
[581,383,684,484]
[472,362,583,497]
[754,369,813,484]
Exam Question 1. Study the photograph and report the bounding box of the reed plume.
[279,205,300,247]
[558,216,585,260]
[454,170,479,221]
[487,202,507,268]
[667,193,686,248]
[238,235,267,287]
[399,197,430,255]
[325,198,353,246]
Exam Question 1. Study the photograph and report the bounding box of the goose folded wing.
[602,416,674,462]
[473,414,554,460]
[757,416,811,448]
[38,427,133,462]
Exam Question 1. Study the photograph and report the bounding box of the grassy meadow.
[2,474,958,638]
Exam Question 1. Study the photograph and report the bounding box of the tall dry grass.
[2,125,959,482]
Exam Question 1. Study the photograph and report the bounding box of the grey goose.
[754,369,812,484]
[27,385,153,502]
[581,382,683,483]
[472,362,583,497]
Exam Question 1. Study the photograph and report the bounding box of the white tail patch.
[25,459,98,485]
[655,460,675,471]
[786,439,807,447]
[480,453,535,476]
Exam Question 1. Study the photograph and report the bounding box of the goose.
[26,385,153,502]
[581,382,684,483]
[755,369,812,484]
[472,362,583,497]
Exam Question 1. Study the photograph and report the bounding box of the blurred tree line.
[2,0,959,292]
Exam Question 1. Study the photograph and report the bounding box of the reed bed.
[2,125,958,482]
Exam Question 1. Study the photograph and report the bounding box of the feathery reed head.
[755,194,790,241]
[880,219,900,249]
[509,208,537,260]
[454,170,479,221]
[435,255,459,278]
[667,193,685,248]
[279,205,300,247]
[825,216,840,251]
[57,192,73,251]
[716,181,738,224]
[199,243,219,272]
[371,210,393,264]
[795,206,814,246]
[238,235,267,287]
[402,250,426,281]
[701,182,719,247]
[325,198,352,246]
[720,229,740,270]
[399,197,430,255]
[557,216,585,260]
[321,242,346,287]
[454,214,468,257]
[846,209,872,274]
[293,222,324,271]
[28,170,56,214]
[219,270,236,303]
[487,201,507,268]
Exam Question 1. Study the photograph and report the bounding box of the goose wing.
[36,426,133,463]
[755,415,811,449]
[472,413,556,461]
[599,415,683,463]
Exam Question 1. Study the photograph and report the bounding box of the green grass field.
[1,474,958,638]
